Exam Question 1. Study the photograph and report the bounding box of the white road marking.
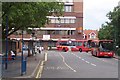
[85,61,90,64]
[45,53,48,61]
[91,63,96,66]
[82,59,85,61]
[71,53,96,67]
[59,52,77,72]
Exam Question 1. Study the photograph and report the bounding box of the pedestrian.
[39,46,42,54]
[11,50,15,60]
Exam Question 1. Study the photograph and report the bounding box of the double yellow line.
[35,53,48,78]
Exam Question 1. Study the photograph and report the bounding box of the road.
[41,50,118,78]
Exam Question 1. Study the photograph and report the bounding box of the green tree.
[98,5,120,56]
[107,6,120,47]
[2,2,64,39]
[98,23,114,40]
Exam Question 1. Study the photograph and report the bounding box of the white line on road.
[45,53,48,61]
[82,59,85,61]
[59,52,77,72]
[85,61,90,64]
[71,53,96,67]
[91,63,96,66]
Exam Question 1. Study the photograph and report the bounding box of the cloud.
[83,0,120,30]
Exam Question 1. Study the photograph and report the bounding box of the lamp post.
[5,15,8,69]
[21,29,24,75]
[31,28,36,56]
[21,28,27,75]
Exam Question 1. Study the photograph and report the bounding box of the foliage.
[116,48,120,56]
[98,23,114,40]
[98,5,120,47]
[2,2,64,39]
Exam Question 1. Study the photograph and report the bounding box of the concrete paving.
[2,50,45,78]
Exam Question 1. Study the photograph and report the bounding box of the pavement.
[114,54,120,60]
[2,50,45,79]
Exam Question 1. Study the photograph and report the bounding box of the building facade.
[9,0,83,50]
[36,0,83,49]
[83,30,99,40]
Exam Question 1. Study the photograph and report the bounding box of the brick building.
[83,30,99,40]
[9,0,83,50]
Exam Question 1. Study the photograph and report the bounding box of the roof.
[83,30,98,35]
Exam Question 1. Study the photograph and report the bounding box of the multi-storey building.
[36,0,83,49]
[9,0,83,50]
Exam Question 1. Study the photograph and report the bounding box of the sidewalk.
[2,50,45,78]
[114,54,120,60]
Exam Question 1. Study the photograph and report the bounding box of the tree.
[107,6,120,47]
[98,5,120,56]
[98,23,114,40]
[2,2,64,39]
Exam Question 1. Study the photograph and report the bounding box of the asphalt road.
[41,50,118,78]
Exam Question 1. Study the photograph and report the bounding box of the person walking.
[11,50,15,60]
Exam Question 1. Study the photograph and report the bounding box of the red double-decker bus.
[89,40,114,58]
[56,40,91,52]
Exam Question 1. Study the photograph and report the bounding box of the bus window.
[78,42,82,46]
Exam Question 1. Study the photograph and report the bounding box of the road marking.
[71,53,96,67]
[59,52,77,72]
[91,63,96,66]
[45,53,48,61]
[85,61,90,64]
[36,61,44,78]
[82,59,85,61]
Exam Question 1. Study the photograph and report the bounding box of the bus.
[72,40,91,52]
[89,40,114,58]
[56,40,91,52]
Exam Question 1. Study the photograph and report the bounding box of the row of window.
[50,18,75,23]
[37,30,75,35]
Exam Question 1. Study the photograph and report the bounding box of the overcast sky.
[83,0,120,30]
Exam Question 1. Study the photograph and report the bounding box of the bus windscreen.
[99,42,113,52]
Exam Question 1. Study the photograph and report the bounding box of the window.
[47,30,51,34]
[55,19,60,23]
[77,42,82,46]
[51,18,55,23]
[70,19,75,23]
[49,17,76,24]
[61,19,64,23]
[64,6,72,12]
[65,19,69,23]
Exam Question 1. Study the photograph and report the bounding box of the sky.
[84,0,120,30]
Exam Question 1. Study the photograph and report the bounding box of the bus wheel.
[63,48,66,52]
[96,52,100,58]
[79,48,82,52]
[95,52,98,57]
[91,51,94,56]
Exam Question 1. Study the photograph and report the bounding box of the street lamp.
[5,15,8,69]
